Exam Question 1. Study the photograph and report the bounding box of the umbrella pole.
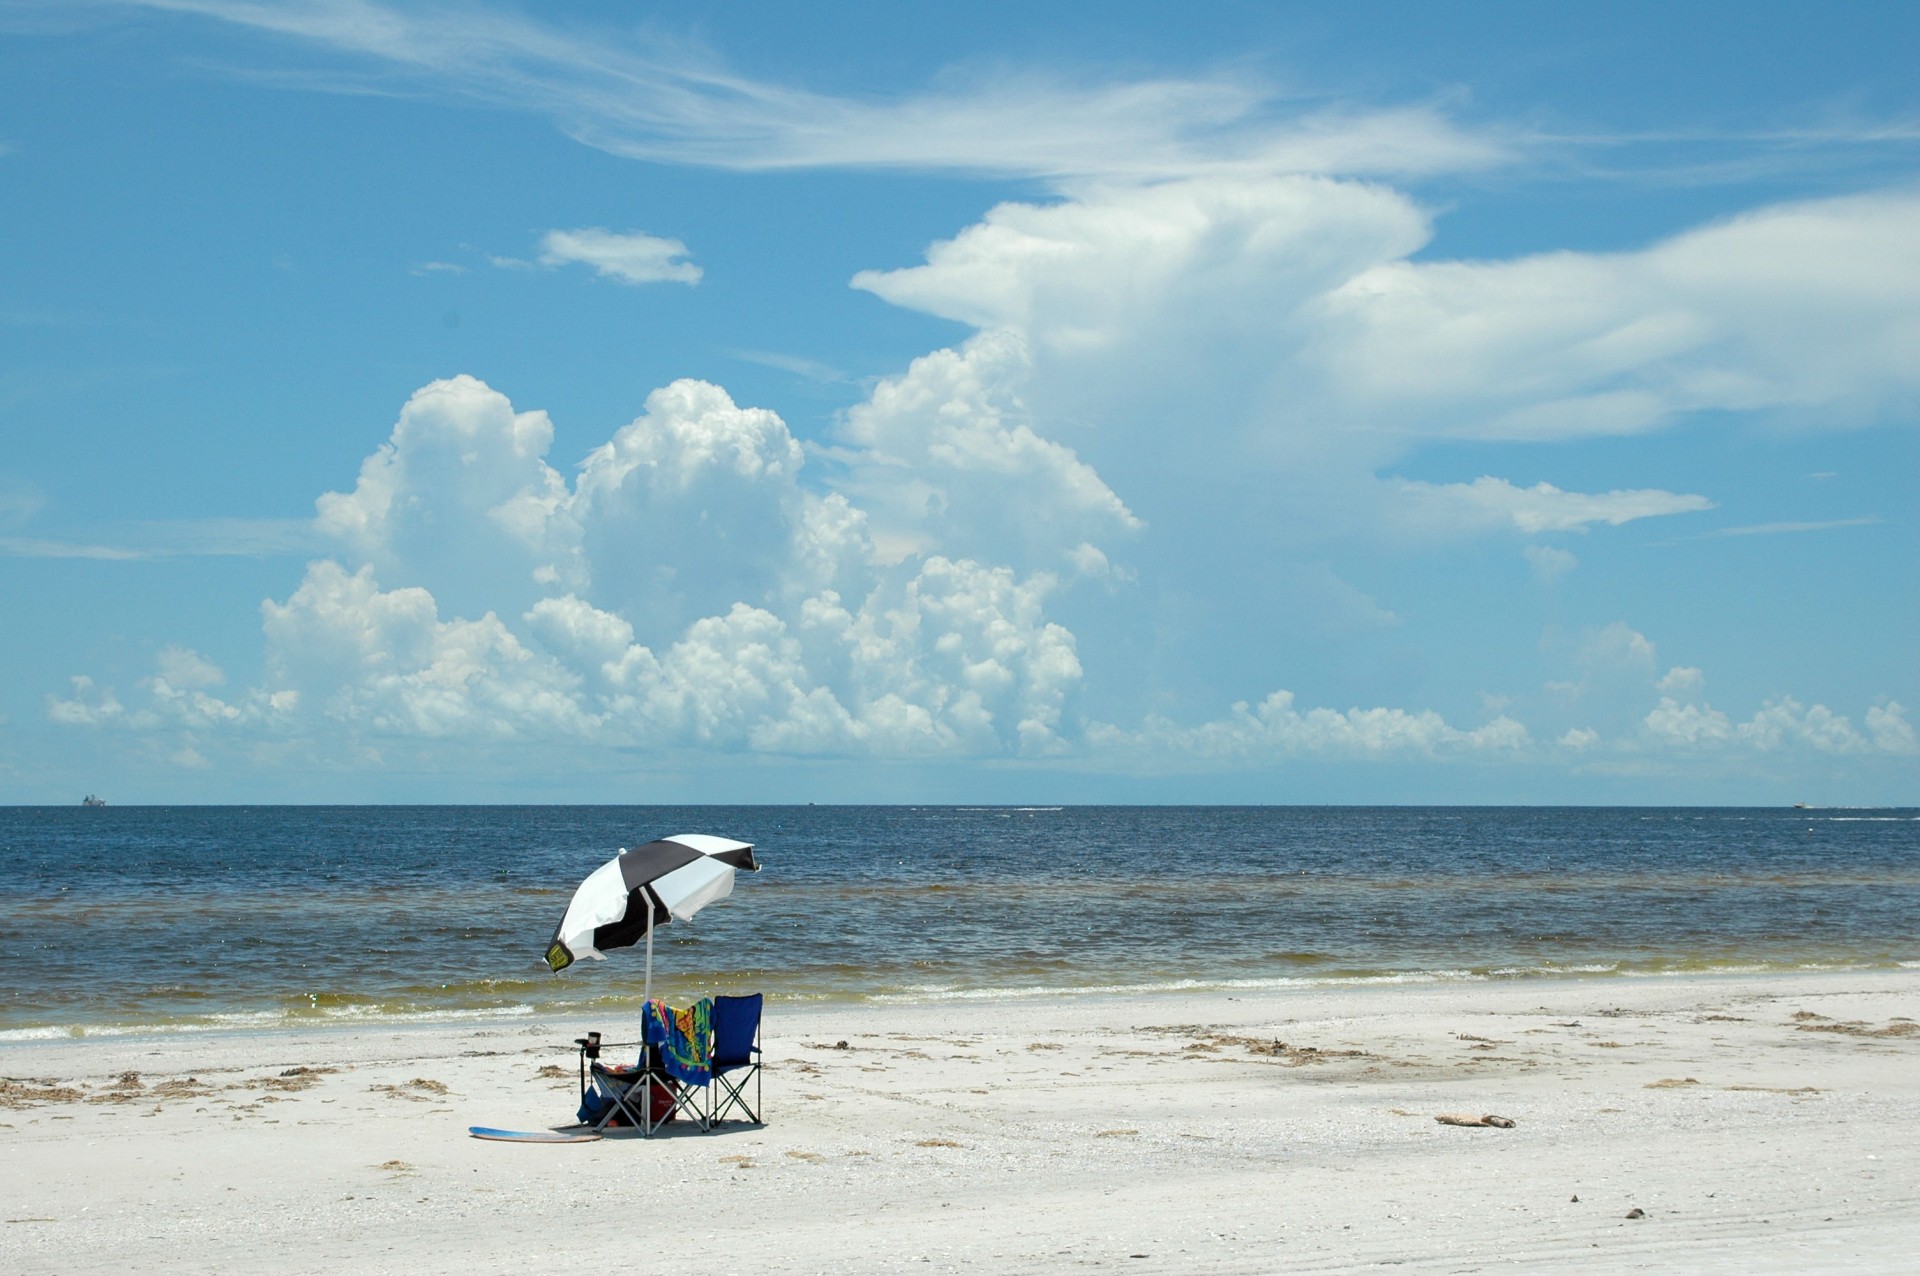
[643,890,654,1006]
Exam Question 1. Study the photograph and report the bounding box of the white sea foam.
[1616,960,1871,978]
[0,1025,84,1043]
[867,969,1506,1004]
[856,957,1901,1004]
[0,1002,541,1043]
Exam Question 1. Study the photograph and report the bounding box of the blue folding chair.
[709,993,764,1125]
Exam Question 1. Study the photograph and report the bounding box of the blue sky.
[2,0,1915,804]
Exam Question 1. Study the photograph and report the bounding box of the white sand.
[4,970,1916,1274]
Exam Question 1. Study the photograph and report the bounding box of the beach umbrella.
[544,834,759,1000]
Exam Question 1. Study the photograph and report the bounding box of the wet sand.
[4,970,1916,1273]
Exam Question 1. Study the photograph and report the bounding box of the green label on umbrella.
[545,941,573,973]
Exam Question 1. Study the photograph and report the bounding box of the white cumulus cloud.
[1642,695,1889,755]
[1865,703,1918,754]
[538,227,701,285]
[1656,666,1706,695]
[1524,544,1578,583]
[261,560,595,741]
[855,180,1916,570]
[33,79,1918,787]
[1090,690,1532,762]
[1315,191,1920,441]
[315,374,569,617]
[115,374,1113,761]
[831,332,1140,570]
[46,676,123,727]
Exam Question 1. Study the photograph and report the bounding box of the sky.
[1,0,1916,805]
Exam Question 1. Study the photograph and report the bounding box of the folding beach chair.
[583,998,712,1134]
[583,1056,674,1135]
[709,993,764,1125]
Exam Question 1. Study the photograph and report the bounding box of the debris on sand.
[1147,1026,1368,1066]
[1435,1113,1516,1128]
[0,1078,83,1108]
[1795,1018,1920,1039]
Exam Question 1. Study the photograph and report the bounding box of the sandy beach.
[4,970,1916,1274]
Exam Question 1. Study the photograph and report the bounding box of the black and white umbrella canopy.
[545,834,758,974]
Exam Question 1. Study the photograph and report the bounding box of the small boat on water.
[81,794,107,807]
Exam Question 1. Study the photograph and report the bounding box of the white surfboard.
[468,1126,601,1143]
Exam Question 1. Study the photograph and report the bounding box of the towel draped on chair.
[645,997,712,1087]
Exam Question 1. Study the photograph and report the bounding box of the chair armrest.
[590,1061,643,1079]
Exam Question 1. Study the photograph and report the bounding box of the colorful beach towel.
[644,997,713,1086]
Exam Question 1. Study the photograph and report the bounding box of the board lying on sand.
[468,1126,601,1144]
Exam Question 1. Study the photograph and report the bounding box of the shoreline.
[9,957,1918,1046]
[6,968,1917,1273]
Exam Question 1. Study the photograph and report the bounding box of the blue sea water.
[1,805,1915,1039]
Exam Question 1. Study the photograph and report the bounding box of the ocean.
[2,805,1915,1039]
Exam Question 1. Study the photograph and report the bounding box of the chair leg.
[597,1079,650,1132]
[668,1076,709,1132]
[591,1068,684,1135]
[710,1065,761,1125]
[629,1073,709,1133]
[645,1074,670,1136]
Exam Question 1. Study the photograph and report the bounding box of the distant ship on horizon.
[81,794,106,807]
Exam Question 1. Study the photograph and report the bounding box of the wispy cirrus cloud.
[0,484,45,527]
[111,0,1510,181]
[1391,476,1714,536]
[729,349,848,384]
[0,537,152,561]
[0,518,323,560]
[1701,516,1882,538]
[1522,115,1920,189]
[93,1,1920,190]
